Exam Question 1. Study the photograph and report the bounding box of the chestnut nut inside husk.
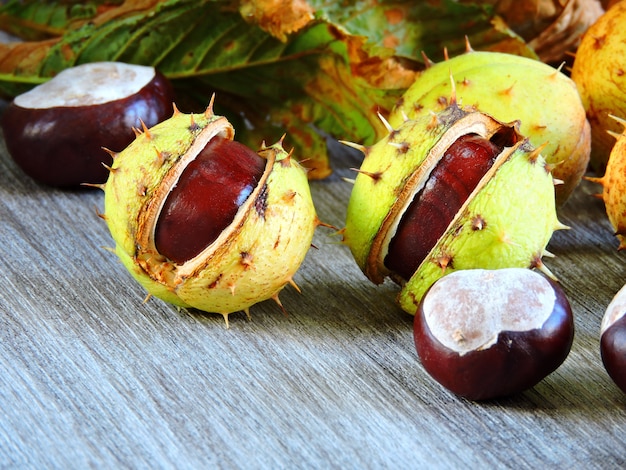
[343,102,565,314]
[1,62,174,187]
[385,132,504,281]
[102,100,319,325]
[389,49,591,206]
[154,135,267,264]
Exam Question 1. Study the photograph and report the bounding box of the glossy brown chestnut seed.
[385,131,513,281]
[600,284,626,393]
[154,136,267,264]
[0,62,174,187]
[414,268,574,401]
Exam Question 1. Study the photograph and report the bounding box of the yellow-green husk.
[344,103,563,315]
[103,105,317,319]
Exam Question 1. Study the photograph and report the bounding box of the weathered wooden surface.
[0,123,625,469]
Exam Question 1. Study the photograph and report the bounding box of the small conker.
[414,268,574,401]
[1,61,174,187]
[600,283,626,394]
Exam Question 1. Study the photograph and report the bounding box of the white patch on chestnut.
[600,283,626,394]
[1,61,174,187]
[421,268,556,355]
[414,267,574,400]
[14,62,156,108]
[600,284,626,335]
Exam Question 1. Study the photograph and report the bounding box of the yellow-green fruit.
[102,102,318,323]
[588,116,626,250]
[389,50,590,206]
[343,103,565,315]
[572,1,626,171]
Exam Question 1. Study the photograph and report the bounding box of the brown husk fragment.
[466,0,604,64]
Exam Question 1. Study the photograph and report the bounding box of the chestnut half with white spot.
[414,268,574,401]
[600,283,626,394]
[1,62,174,187]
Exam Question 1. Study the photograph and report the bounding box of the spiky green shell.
[398,140,561,314]
[103,107,317,318]
[389,51,590,205]
[571,1,626,171]
[344,104,562,315]
[344,105,471,283]
[588,117,626,250]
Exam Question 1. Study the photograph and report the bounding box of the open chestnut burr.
[1,62,174,187]
[342,102,565,315]
[99,100,320,324]
[413,268,574,401]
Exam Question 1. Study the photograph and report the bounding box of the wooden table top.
[0,123,625,468]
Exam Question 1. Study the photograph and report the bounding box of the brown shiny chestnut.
[414,268,574,401]
[154,136,267,264]
[600,284,626,394]
[1,62,174,187]
[385,133,504,280]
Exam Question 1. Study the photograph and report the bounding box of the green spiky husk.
[389,50,590,205]
[589,119,626,251]
[398,140,559,314]
[344,103,562,315]
[103,108,317,316]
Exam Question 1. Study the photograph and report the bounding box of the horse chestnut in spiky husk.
[342,100,566,315]
[389,49,590,206]
[101,99,319,325]
[587,115,626,250]
[571,1,626,171]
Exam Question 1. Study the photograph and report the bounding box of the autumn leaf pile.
[0,0,605,177]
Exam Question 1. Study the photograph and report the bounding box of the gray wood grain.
[0,127,625,469]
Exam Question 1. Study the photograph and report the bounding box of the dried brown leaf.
[0,39,57,75]
[526,0,604,63]
[342,33,417,90]
[475,0,605,63]
[239,0,315,42]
